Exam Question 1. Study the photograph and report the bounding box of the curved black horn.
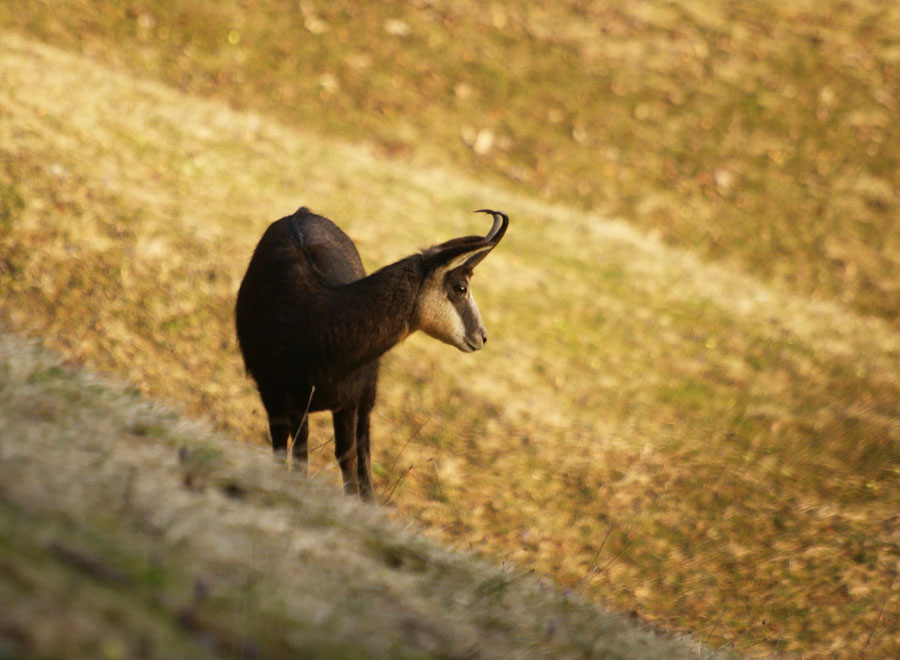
[475,209,509,243]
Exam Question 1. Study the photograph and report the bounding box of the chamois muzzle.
[460,298,488,352]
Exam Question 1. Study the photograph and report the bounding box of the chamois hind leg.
[332,406,359,497]
[260,387,291,455]
[288,386,314,472]
[355,380,377,502]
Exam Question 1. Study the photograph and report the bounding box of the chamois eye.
[453,284,467,296]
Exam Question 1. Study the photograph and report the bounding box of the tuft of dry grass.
[2,21,899,659]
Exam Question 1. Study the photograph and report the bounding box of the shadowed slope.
[0,332,710,660]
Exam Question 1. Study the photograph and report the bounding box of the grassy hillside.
[2,0,899,321]
[0,333,709,660]
[1,7,899,658]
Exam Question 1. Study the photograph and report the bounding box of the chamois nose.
[482,331,487,345]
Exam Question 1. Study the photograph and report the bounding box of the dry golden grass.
[2,27,899,659]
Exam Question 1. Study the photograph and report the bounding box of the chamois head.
[414,210,508,353]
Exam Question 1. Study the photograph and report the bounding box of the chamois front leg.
[333,407,359,496]
[355,382,377,501]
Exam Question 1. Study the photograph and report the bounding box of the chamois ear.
[432,243,495,274]
[423,209,509,274]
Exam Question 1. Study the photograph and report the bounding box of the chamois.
[235,206,508,500]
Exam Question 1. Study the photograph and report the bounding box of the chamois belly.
[289,361,377,414]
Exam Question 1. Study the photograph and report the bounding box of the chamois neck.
[322,255,422,374]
